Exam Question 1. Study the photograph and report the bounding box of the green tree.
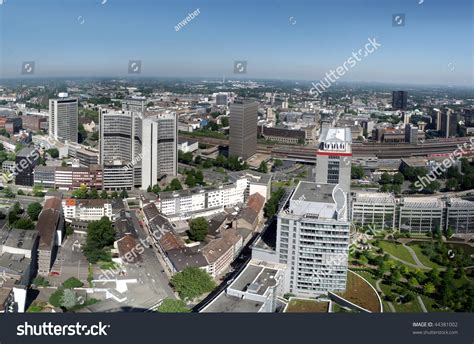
[273,159,283,167]
[62,277,84,289]
[258,161,268,173]
[170,267,216,301]
[47,148,59,158]
[195,169,204,184]
[83,217,116,263]
[8,210,19,225]
[185,174,196,187]
[446,178,459,191]
[89,188,99,199]
[111,191,118,199]
[351,165,364,179]
[152,184,161,194]
[423,282,435,294]
[188,217,209,242]
[168,178,183,191]
[264,188,286,218]
[156,298,190,313]
[60,289,78,309]
[120,189,128,199]
[100,190,108,199]
[380,172,392,185]
[220,116,229,127]
[27,202,43,221]
[72,184,89,199]
[392,172,405,185]
[49,288,64,307]
[14,218,35,230]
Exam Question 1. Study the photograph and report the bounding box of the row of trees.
[264,188,286,218]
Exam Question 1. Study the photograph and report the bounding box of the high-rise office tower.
[141,113,178,190]
[440,108,458,138]
[100,109,177,190]
[392,91,407,110]
[276,181,350,297]
[49,93,78,143]
[432,108,442,131]
[315,127,352,195]
[229,100,258,160]
[99,109,142,190]
[122,96,147,113]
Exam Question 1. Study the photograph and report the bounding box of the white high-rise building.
[49,94,78,143]
[276,181,350,297]
[141,112,178,190]
[315,127,352,194]
[99,109,177,190]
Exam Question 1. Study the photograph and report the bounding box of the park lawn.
[420,295,449,312]
[378,241,416,265]
[392,298,423,313]
[408,244,443,269]
[285,299,329,313]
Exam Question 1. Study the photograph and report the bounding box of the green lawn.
[392,298,423,313]
[408,244,443,269]
[378,241,416,265]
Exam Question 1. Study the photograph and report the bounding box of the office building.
[229,100,258,160]
[440,108,458,138]
[215,93,228,106]
[34,165,103,190]
[398,197,444,233]
[351,192,397,231]
[392,91,407,110]
[122,96,146,113]
[141,113,178,190]
[14,147,39,186]
[315,127,352,194]
[276,181,350,297]
[404,124,418,144]
[446,198,474,233]
[100,109,142,190]
[49,94,78,143]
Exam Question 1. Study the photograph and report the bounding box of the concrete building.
[404,124,418,144]
[392,91,407,110]
[157,177,247,221]
[122,96,146,113]
[440,108,458,138]
[21,114,47,132]
[276,181,350,297]
[215,93,228,106]
[177,137,198,153]
[398,197,444,233]
[351,192,397,231]
[201,260,285,313]
[446,198,474,233]
[34,165,103,190]
[100,109,142,190]
[36,197,65,276]
[229,100,258,160]
[49,95,78,143]
[62,198,122,222]
[228,170,272,201]
[141,112,178,190]
[315,127,352,195]
[14,147,39,186]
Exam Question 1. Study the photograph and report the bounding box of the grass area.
[98,261,119,270]
[27,301,47,313]
[408,244,443,269]
[336,271,382,313]
[285,298,330,313]
[378,241,416,265]
[332,303,358,313]
[420,295,449,313]
[392,297,423,313]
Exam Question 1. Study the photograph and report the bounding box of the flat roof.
[201,293,263,313]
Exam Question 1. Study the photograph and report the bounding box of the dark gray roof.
[166,247,208,271]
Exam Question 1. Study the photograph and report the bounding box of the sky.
[0,0,472,86]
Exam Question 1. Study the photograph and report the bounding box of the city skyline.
[0,0,472,86]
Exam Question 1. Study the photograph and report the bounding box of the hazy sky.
[0,0,472,86]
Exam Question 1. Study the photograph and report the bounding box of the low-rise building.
[202,229,242,278]
[398,197,444,233]
[34,165,103,190]
[177,137,199,153]
[351,192,397,230]
[201,260,285,313]
[62,198,123,222]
